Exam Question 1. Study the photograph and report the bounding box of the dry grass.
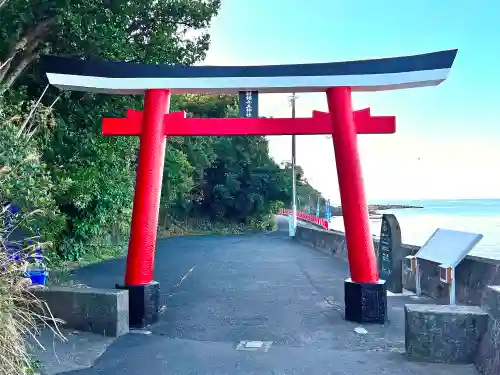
[0,205,65,375]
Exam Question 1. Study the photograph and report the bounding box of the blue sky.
[203,0,500,201]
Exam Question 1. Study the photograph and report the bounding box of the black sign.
[377,214,403,293]
[378,216,393,281]
[238,91,259,118]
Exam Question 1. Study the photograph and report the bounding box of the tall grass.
[0,205,65,375]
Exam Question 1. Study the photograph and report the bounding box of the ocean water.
[328,198,500,260]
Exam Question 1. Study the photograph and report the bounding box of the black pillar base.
[116,281,160,328]
[344,278,387,324]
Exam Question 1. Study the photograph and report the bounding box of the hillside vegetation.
[0,0,325,264]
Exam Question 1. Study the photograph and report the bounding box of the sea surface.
[328,198,500,260]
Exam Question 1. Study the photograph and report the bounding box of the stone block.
[405,304,488,364]
[344,278,387,324]
[480,285,500,319]
[34,286,129,337]
[117,281,160,328]
[475,286,500,375]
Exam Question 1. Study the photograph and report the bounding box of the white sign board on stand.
[412,228,483,304]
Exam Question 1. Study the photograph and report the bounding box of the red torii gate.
[41,49,457,328]
[102,102,395,285]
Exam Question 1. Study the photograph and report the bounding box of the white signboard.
[414,228,483,305]
[415,228,483,268]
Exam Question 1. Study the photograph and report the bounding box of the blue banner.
[325,199,331,220]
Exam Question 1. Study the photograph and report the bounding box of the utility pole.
[289,93,297,236]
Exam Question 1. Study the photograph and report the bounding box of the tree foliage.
[0,0,325,262]
[0,0,221,93]
[280,161,328,213]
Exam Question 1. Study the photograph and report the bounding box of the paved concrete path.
[38,217,479,374]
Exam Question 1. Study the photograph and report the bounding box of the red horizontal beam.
[102,108,395,136]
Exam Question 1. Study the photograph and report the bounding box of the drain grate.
[236,340,273,352]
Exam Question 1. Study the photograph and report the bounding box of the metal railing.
[279,209,329,230]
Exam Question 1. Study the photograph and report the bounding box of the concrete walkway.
[36,217,479,374]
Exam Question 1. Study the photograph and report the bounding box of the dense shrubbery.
[0,1,324,265]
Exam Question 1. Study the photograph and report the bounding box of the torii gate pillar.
[327,87,386,323]
[116,89,171,328]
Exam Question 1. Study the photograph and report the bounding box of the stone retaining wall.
[475,286,500,375]
[294,224,500,307]
[294,222,500,375]
[412,257,500,306]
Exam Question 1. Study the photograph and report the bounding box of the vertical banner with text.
[239,91,259,118]
[325,199,331,220]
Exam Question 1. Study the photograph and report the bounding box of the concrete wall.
[295,225,419,261]
[411,257,500,305]
[294,226,353,260]
[35,286,129,337]
[294,224,499,306]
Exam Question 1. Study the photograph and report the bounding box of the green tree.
[0,0,221,93]
[0,99,65,247]
[1,0,326,263]
[199,135,290,222]
[280,161,326,213]
[1,0,222,260]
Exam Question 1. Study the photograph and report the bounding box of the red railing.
[279,209,329,230]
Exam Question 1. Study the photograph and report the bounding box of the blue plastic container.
[25,269,49,285]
